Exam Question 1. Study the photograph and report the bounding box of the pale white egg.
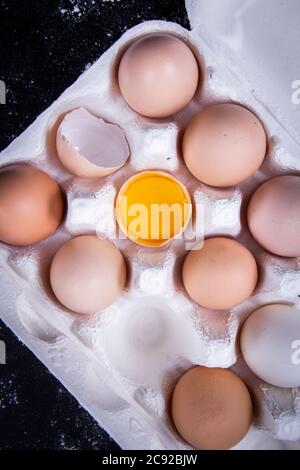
[241,304,300,388]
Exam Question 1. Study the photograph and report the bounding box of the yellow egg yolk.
[116,172,191,247]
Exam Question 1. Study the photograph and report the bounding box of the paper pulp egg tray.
[0,0,300,450]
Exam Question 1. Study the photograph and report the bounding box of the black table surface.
[0,0,189,451]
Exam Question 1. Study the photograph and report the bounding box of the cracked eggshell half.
[56,108,130,178]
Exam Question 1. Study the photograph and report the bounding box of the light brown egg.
[118,34,199,118]
[171,366,253,450]
[50,235,126,315]
[182,237,258,310]
[56,108,130,178]
[0,164,64,246]
[248,175,300,257]
[182,103,267,187]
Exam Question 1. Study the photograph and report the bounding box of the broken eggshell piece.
[56,107,130,177]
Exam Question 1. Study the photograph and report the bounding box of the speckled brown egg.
[182,103,267,187]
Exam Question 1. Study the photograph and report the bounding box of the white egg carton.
[0,0,300,450]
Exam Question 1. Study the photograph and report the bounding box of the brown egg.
[118,34,199,118]
[50,235,127,315]
[171,366,253,450]
[182,103,267,187]
[248,175,300,257]
[182,237,258,310]
[0,164,64,246]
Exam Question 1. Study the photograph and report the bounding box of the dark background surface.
[0,0,189,450]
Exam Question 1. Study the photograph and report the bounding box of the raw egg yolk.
[116,172,191,247]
